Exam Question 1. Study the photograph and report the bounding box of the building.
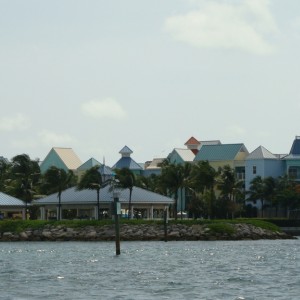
[0,192,26,220]
[112,146,143,175]
[40,147,82,174]
[34,185,174,220]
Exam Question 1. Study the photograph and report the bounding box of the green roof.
[194,143,247,161]
[77,158,101,171]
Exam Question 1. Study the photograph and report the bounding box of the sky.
[1,0,300,166]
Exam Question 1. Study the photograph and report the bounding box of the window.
[253,166,256,174]
[288,166,300,180]
[235,167,245,180]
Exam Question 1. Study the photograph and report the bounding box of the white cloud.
[38,130,75,146]
[0,113,31,131]
[81,98,127,120]
[164,0,278,55]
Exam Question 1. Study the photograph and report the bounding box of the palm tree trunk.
[97,189,100,220]
[128,188,132,219]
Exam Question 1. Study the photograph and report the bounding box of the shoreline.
[0,223,295,242]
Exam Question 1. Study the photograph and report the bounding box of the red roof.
[184,136,200,146]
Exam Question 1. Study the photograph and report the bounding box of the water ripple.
[0,239,299,299]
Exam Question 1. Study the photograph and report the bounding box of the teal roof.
[77,158,101,171]
[194,143,247,161]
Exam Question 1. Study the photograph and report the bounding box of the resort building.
[40,147,82,174]
[34,185,174,220]
[112,146,143,175]
[0,192,26,220]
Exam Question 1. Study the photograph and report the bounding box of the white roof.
[246,146,277,160]
[53,147,82,170]
[175,149,195,162]
[146,158,165,169]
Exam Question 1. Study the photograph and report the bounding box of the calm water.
[0,239,299,300]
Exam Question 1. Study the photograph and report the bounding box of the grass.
[0,218,281,234]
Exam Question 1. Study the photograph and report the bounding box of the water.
[0,239,299,300]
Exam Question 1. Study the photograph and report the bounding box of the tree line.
[1,154,300,220]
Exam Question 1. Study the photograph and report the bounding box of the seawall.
[0,223,294,241]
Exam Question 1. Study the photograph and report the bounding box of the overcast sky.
[1,0,300,166]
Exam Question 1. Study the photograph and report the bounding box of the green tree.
[247,176,278,218]
[189,161,217,218]
[0,157,10,192]
[160,161,191,219]
[77,166,103,220]
[247,176,264,216]
[217,165,244,218]
[276,175,300,217]
[41,167,75,220]
[9,154,40,219]
[115,168,135,219]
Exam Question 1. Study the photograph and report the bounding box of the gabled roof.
[53,148,82,169]
[0,192,26,207]
[246,146,277,160]
[195,143,248,161]
[35,186,174,205]
[168,148,195,163]
[40,147,82,173]
[77,158,101,171]
[184,136,200,146]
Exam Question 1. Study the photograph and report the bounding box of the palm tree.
[160,161,189,220]
[276,175,300,217]
[217,165,244,218]
[247,176,277,217]
[42,167,75,220]
[115,168,135,219]
[247,176,265,217]
[77,166,103,220]
[189,161,217,218]
[9,154,40,219]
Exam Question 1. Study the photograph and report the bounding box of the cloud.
[0,113,31,131]
[38,130,75,146]
[164,0,278,55]
[81,98,127,120]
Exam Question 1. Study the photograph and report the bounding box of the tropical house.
[143,158,165,177]
[245,146,285,191]
[194,143,249,180]
[34,185,174,220]
[112,146,143,175]
[0,192,26,220]
[245,146,286,217]
[40,147,82,174]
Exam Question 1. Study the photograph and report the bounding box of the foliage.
[207,222,235,235]
[114,168,135,219]
[0,218,281,235]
